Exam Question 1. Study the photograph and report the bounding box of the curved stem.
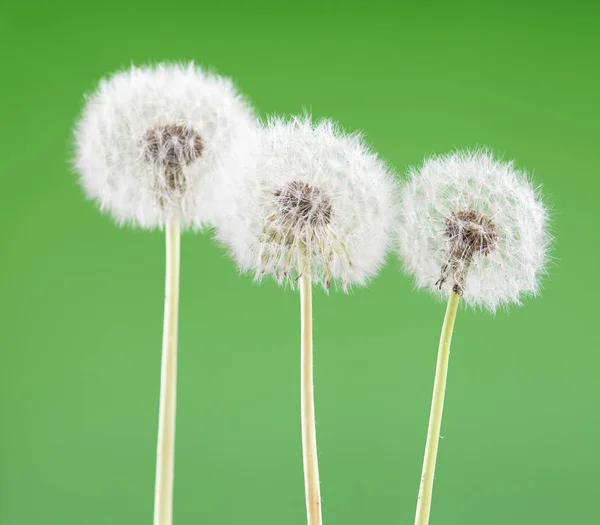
[300,272,322,525]
[153,218,180,525]
[414,291,460,525]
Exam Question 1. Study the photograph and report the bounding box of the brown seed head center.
[445,209,498,257]
[437,209,498,294]
[142,124,203,168]
[274,180,333,229]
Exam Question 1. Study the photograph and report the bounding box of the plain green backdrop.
[1,1,599,524]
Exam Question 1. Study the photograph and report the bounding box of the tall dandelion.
[215,116,398,525]
[397,150,551,525]
[73,63,256,525]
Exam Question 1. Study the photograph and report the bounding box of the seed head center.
[273,180,333,229]
[437,209,498,294]
[445,209,498,257]
[142,124,203,168]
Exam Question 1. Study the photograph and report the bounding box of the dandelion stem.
[414,290,460,525]
[300,272,322,525]
[153,218,180,525]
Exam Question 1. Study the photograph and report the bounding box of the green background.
[1,1,598,524]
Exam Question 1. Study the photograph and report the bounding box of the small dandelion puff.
[397,149,551,311]
[74,62,257,229]
[216,115,399,292]
[401,150,553,525]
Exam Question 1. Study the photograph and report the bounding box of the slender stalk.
[153,218,180,525]
[300,272,322,525]
[414,291,460,525]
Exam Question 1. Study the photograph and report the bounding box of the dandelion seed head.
[74,62,256,229]
[215,116,399,292]
[397,150,551,310]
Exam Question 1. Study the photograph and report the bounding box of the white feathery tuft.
[397,150,551,311]
[74,62,257,229]
[214,115,399,292]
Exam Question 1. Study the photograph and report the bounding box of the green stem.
[300,272,322,525]
[153,218,180,525]
[414,291,460,525]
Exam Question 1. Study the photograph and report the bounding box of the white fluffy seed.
[397,150,551,311]
[214,115,399,292]
[74,62,257,229]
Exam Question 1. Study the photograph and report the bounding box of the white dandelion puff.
[74,62,257,229]
[72,62,257,525]
[397,149,551,311]
[213,115,398,525]
[216,115,399,291]
[401,150,553,525]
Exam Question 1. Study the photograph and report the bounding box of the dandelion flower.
[73,62,256,525]
[398,150,549,310]
[75,62,256,229]
[215,116,398,525]
[217,115,398,291]
[396,150,551,525]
